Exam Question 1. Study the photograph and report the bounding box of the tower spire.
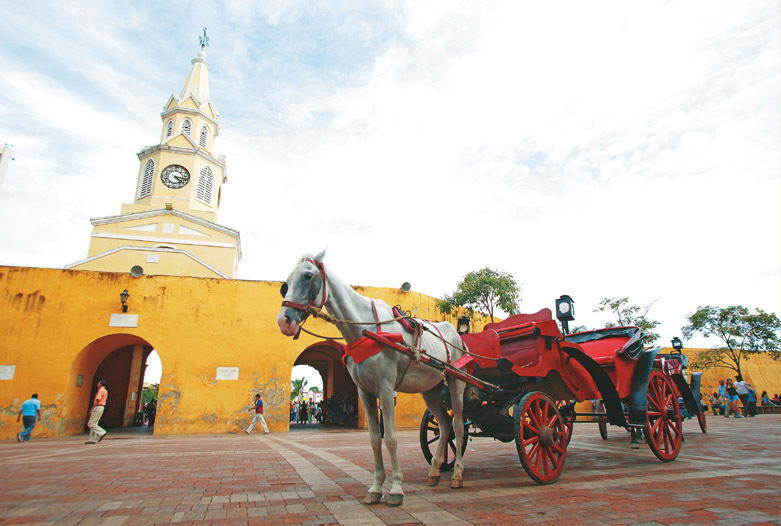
[179,28,211,103]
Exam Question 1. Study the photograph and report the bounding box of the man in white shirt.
[734,376,750,417]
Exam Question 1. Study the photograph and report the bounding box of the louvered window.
[196,166,214,204]
[138,159,155,199]
[181,119,192,136]
[165,120,173,138]
[199,126,208,148]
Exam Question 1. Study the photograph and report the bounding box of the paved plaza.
[1,415,779,525]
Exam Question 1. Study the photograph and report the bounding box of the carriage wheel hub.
[539,425,558,448]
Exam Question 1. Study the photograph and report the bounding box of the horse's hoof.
[386,494,404,507]
[363,492,382,505]
[450,478,463,489]
[427,475,440,486]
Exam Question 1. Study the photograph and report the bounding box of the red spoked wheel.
[419,409,469,472]
[556,400,575,444]
[645,369,683,462]
[514,392,568,484]
[697,410,707,434]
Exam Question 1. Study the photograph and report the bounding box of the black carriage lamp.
[119,289,130,313]
[671,337,683,352]
[555,295,575,335]
[457,315,471,335]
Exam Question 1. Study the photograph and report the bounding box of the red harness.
[280,257,327,313]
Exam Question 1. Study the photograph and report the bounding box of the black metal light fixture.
[457,315,471,335]
[555,295,575,334]
[671,336,683,352]
[120,289,130,313]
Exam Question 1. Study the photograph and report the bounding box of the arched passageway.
[64,334,155,435]
[293,341,362,428]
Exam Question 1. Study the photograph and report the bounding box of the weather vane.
[199,27,209,50]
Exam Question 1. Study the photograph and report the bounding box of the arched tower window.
[181,119,192,137]
[138,159,155,199]
[199,126,209,148]
[165,120,173,138]
[196,166,214,204]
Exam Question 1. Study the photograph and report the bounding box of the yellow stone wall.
[0,266,477,440]
[3,265,776,442]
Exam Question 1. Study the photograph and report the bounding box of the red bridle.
[280,257,327,313]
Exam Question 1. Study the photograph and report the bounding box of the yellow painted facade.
[0,266,478,440]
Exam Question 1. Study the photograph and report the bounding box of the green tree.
[682,305,781,377]
[141,383,159,404]
[594,297,660,345]
[290,377,308,402]
[437,268,521,323]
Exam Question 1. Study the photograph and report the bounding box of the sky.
[1,1,779,387]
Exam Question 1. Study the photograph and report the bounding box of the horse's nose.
[284,315,292,325]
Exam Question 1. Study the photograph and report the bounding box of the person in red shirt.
[85,380,108,444]
[245,394,269,434]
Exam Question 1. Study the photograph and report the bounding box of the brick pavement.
[0,415,779,525]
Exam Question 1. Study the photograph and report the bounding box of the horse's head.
[277,249,327,337]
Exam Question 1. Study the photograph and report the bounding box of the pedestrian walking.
[245,394,269,434]
[17,394,41,443]
[85,379,108,444]
[734,376,750,416]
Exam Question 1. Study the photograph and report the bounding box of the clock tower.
[67,31,241,279]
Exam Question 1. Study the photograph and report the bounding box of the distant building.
[0,144,12,189]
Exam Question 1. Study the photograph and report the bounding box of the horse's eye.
[280,283,288,298]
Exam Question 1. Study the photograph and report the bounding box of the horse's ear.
[313,249,326,262]
[308,274,323,301]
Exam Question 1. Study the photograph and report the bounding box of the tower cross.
[199,27,209,50]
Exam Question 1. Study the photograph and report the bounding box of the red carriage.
[364,303,700,485]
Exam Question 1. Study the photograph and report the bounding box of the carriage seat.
[564,327,644,366]
[460,329,501,369]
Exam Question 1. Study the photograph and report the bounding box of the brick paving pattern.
[1,415,779,525]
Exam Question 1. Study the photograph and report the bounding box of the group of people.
[140,399,157,427]
[16,380,118,444]
[707,375,777,418]
[289,395,359,426]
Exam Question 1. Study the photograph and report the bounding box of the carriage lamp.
[457,315,471,335]
[671,337,683,352]
[119,289,130,312]
[555,295,575,335]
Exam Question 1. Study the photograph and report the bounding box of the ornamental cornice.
[136,144,227,169]
[87,209,242,259]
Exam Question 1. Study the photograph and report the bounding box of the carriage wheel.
[645,369,682,462]
[595,399,609,440]
[556,400,575,444]
[419,409,469,472]
[514,392,568,484]
[697,410,707,434]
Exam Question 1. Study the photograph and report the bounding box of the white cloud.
[0,1,778,349]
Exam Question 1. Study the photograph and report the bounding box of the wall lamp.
[120,289,130,312]
[671,336,683,352]
[457,315,471,335]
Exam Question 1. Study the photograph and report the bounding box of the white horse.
[276,250,467,507]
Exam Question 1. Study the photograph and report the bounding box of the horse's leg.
[377,388,404,507]
[356,387,385,505]
[448,379,467,489]
[420,388,452,487]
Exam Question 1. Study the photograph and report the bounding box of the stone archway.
[294,341,363,428]
[61,334,154,436]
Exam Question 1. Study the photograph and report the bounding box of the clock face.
[160,165,190,189]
